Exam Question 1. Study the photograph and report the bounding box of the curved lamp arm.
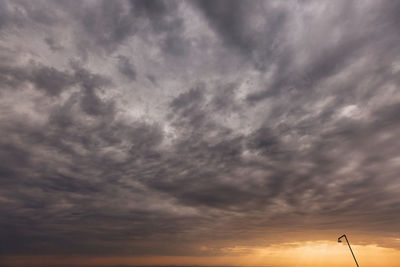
[338,234,359,267]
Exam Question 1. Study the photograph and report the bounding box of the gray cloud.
[117,55,137,80]
[0,63,76,96]
[1,0,400,260]
[194,0,287,71]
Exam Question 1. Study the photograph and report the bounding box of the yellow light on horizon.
[227,241,400,267]
[2,241,400,267]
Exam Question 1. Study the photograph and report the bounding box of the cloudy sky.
[1,0,400,266]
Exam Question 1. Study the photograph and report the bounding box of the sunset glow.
[3,241,400,266]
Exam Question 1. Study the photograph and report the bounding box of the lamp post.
[338,234,359,267]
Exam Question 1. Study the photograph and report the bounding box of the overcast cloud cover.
[1,0,400,257]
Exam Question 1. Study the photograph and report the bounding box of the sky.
[1,0,400,266]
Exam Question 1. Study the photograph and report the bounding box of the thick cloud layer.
[1,0,400,256]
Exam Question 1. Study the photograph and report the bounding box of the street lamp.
[338,234,359,267]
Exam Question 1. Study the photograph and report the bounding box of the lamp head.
[338,234,346,243]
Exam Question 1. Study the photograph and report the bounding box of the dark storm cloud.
[246,36,366,102]
[0,0,57,30]
[50,0,187,57]
[77,0,137,53]
[44,37,63,51]
[72,64,115,116]
[117,55,137,80]
[194,0,288,70]
[131,0,188,56]
[1,0,400,258]
[0,63,76,96]
[32,66,76,96]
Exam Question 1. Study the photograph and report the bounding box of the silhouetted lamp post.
[338,234,359,267]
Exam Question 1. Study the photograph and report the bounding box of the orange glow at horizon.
[232,241,400,267]
[2,241,400,267]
